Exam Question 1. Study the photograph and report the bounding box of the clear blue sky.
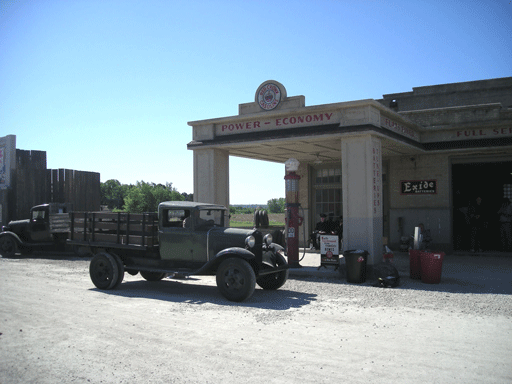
[1,0,511,204]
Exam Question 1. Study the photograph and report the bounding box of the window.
[313,166,342,220]
[162,209,188,227]
[32,209,46,221]
[315,168,341,184]
[198,209,225,227]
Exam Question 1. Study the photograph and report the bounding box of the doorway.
[452,161,512,251]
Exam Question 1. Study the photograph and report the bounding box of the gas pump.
[284,158,304,268]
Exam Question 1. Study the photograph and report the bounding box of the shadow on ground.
[91,278,317,310]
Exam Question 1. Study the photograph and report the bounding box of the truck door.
[29,206,52,242]
[158,209,208,263]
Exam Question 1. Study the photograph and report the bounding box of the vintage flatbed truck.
[67,201,289,302]
[0,203,73,257]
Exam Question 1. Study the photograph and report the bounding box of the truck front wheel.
[256,253,289,290]
[0,236,17,258]
[216,257,256,302]
[89,253,119,290]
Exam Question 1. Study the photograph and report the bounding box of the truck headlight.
[264,233,273,246]
[245,235,256,248]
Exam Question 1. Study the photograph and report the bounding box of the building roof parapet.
[188,98,422,143]
[399,102,504,115]
[400,103,512,130]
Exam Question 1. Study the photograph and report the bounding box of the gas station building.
[187,78,512,266]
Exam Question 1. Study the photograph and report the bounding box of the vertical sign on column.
[372,141,382,216]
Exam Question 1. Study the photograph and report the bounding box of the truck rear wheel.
[89,252,119,290]
[216,257,256,302]
[140,271,167,281]
[0,236,17,258]
[110,253,125,289]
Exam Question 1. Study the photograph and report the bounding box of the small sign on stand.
[319,234,339,269]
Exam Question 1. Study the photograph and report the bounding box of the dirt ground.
[1,253,511,384]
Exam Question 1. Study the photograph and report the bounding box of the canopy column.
[193,148,229,208]
[342,134,383,268]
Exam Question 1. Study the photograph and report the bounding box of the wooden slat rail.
[69,211,159,248]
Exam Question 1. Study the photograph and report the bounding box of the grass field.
[230,213,285,227]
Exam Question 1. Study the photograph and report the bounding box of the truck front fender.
[0,231,23,247]
[192,247,256,276]
[0,232,23,257]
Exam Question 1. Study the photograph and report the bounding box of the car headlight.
[245,235,256,248]
[264,233,273,246]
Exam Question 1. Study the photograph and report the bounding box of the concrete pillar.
[341,134,383,268]
[193,148,229,208]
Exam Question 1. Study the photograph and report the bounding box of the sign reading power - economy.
[216,112,339,136]
[214,80,420,141]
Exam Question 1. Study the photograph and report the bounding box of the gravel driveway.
[1,252,511,384]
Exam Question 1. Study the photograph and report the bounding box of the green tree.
[267,198,286,213]
[123,181,184,213]
[101,179,128,210]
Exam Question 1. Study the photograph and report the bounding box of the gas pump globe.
[284,158,303,267]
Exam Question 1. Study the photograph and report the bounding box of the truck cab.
[0,203,72,257]
[28,205,52,242]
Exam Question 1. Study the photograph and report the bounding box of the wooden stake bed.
[68,211,159,249]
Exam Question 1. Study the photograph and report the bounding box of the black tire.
[140,271,167,281]
[261,210,269,228]
[89,252,119,290]
[272,229,284,247]
[253,210,260,228]
[216,257,256,302]
[256,253,289,290]
[110,253,125,289]
[0,236,17,258]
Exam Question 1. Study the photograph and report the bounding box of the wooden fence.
[8,150,100,221]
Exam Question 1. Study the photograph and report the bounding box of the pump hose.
[299,206,306,262]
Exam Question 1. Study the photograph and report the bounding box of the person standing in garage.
[468,196,487,252]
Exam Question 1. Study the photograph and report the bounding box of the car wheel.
[216,257,256,302]
[256,253,289,290]
[0,236,17,258]
[140,271,167,281]
[89,252,119,290]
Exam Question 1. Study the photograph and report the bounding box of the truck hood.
[207,227,256,256]
[4,219,30,233]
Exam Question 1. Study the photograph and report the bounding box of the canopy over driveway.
[187,81,425,266]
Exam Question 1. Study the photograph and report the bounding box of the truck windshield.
[198,209,225,227]
[32,210,46,220]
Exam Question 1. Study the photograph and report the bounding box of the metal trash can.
[408,249,423,280]
[343,250,368,283]
[420,251,445,284]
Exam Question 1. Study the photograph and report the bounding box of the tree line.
[101,180,192,213]
[229,198,286,214]
[101,179,285,214]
